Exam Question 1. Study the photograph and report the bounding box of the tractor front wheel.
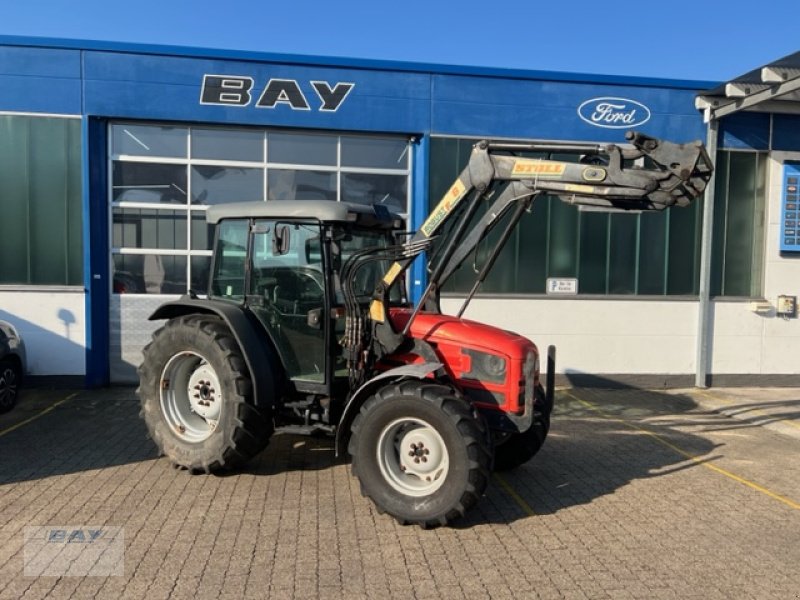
[349,381,491,528]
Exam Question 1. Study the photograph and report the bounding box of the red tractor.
[138,132,712,527]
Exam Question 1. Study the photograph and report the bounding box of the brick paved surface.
[0,385,798,599]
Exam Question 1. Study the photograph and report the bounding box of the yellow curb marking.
[0,392,80,438]
[563,390,800,511]
[694,388,800,432]
[493,473,536,516]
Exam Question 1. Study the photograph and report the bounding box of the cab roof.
[205,200,404,227]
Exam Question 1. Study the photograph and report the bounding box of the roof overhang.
[696,50,800,122]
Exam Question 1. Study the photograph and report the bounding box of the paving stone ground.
[0,385,798,599]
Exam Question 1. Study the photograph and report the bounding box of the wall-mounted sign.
[577,97,651,129]
[546,278,578,295]
[200,75,355,112]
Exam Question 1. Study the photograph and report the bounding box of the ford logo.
[577,97,651,129]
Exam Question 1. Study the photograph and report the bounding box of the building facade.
[0,36,796,386]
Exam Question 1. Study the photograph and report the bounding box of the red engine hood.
[388,308,535,359]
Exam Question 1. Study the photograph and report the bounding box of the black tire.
[492,383,552,471]
[348,381,492,528]
[137,315,274,473]
[0,359,21,414]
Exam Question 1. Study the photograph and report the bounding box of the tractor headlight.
[462,348,507,384]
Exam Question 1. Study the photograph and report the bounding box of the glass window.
[110,122,409,295]
[113,162,188,204]
[190,213,215,250]
[341,136,409,169]
[190,165,263,205]
[113,254,187,294]
[341,173,407,212]
[711,151,767,297]
[112,124,187,158]
[210,220,248,300]
[250,221,326,382]
[112,209,186,250]
[430,136,708,297]
[0,115,82,286]
[192,128,263,162]
[268,132,337,165]
[268,169,336,201]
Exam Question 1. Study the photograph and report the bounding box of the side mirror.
[273,224,291,256]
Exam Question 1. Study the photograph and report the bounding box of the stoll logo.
[578,97,651,129]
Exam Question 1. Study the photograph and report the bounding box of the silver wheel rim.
[377,417,449,497]
[160,351,222,443]
[0,366,17,409]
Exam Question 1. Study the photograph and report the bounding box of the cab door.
[247,220,328,385]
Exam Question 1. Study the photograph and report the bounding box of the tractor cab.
[205,201,406,394]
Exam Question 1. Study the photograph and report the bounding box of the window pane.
[113,162,188,204]
[190,255,212,294]
[0,116,82,286]
[113,254,187,294]
[723,153,759,296]
[341,173,407,212]
[211,220,249,299]
[190,212,215,250]
[191,165,263,205]
[578,211,608,294]
[637,212,667,295]
[112,208,186,250]
[515,204,548,294]
[192,127,263,162]
[608,214,637,294]
[268,169,336,201]
[112,124,187,158]
[710,153,730,297]
[547,200,578,277]
[666,199,700,295]
[268,132,336,166]
[341,136,408,169]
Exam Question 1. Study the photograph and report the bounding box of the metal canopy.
[696,50,800,121]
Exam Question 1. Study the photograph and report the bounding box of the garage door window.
[110,123,410,294]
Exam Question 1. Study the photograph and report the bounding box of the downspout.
[695,118,719,388]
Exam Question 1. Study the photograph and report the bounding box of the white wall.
[441,297,699,375]
[0,290,85,376]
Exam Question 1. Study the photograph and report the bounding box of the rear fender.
[334,362,441,457]
[149,297,283,411]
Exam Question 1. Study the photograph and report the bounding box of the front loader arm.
[366,131,713,357]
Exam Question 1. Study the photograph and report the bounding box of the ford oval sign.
[578,97,651,129]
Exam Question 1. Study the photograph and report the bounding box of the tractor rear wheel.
[349,381,491,528]
[492,383,552,471]
[138,315,273,473]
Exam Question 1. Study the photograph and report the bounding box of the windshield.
[333,226,404,304]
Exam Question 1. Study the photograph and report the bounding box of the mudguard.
[149,297,282,411]
[334,362,442,457]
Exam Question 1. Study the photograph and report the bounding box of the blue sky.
[1,0,796,83]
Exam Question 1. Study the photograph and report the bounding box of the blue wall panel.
[772,114,800,152]
[431,74,705,142]
[83,52,431,133]
[719,112,770,150]
[0,47,81,114]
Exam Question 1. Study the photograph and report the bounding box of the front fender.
[334,362,441,457]
[149,297,282,411]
